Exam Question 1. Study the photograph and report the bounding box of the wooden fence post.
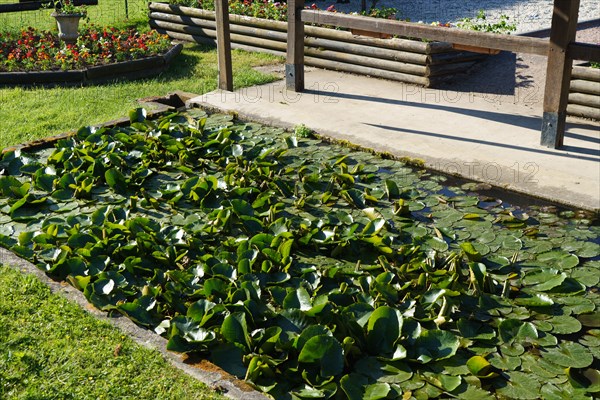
[215,0,233,91]
[286,0,305,91]
[540,0,580,148]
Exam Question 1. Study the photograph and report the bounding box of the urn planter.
[51,12,85,44]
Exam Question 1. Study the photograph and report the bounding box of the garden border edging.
[0,43,183,86]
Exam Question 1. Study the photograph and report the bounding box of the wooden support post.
[286,0,305,91]
[541,0,580,148]
[215,0,233,91]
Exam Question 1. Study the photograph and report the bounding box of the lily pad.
[543,342,593,368]
[412,330,460,363]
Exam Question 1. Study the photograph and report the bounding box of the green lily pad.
[548,315,582,335]
[496,371,541,400]
[412,330,459,363]
[543,342,593,368]
[577,312,600,328]
[522,268,566,291]
[298,335,344,377]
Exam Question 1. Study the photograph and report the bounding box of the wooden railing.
[214,0,232,91]
[284,0,600,149]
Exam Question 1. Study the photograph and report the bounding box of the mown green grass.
[0,264,227,400]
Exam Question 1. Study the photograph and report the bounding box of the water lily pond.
[0,110,598,399]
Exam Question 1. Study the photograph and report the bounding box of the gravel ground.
[311,0,600,35]
[302,0,599,111]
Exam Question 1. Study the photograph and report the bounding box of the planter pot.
[350,28,391,39]
[451,43,500,55]
[52,12,85,44]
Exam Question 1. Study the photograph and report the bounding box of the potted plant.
[51,0,87,44]
[452,10,516,54]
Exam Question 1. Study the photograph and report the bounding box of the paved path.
[189,68,600,211]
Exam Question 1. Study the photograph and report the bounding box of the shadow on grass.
[156,44,215,82]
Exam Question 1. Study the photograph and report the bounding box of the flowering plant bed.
[0,27,172,72]
[171,0,287,21]
[0,26,181,86]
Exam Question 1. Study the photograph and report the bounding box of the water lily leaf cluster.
[0,110,598,399]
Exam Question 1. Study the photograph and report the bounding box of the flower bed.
[0,27,171,72]
[0,26,182,86]
[149,2,490,87]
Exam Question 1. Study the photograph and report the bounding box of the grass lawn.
[0,265,227,399]
[0,0,150,32]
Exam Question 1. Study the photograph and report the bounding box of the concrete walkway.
[188,68,600,212]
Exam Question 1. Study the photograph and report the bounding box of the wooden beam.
[541,0,580,148]
[568,42,600,63]
[286,0,305,91]
[215,0,233,91]
[301,10,549,56]
[0,2,39,12]
[0,0,96,13]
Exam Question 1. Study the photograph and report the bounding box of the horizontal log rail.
[150,3,488,88]
[568,42,600,62]
[300,10,550,56]
[148,11,454,66]
[147,3,452,54]
[571,65,600,82]
[568,65,600,120]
